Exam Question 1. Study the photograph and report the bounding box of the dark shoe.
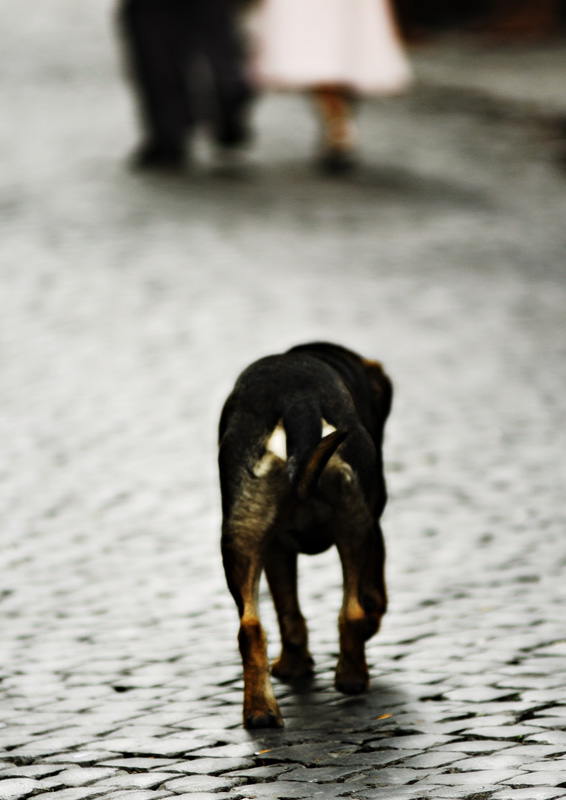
[318,115,357,175]
[129,140,185,171]
[215,85,254,149]
[320,147,357,175]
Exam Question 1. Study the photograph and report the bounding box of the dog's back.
[219,344,391,538]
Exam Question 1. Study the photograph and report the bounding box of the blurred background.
[1,0,566,764]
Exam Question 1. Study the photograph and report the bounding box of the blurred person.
[119,0,253,169]
[252,0,412,172]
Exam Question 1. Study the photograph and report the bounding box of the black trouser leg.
[195,0,252,145]
[120,0,194,149]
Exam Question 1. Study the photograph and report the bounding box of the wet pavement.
[1,2,566,799]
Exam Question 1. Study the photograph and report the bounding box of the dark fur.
[218,342,392,728]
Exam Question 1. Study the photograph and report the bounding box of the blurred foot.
[215,85,254,149]
[320,147,357,175]
[319,116,357,175]
[129,140,185,171]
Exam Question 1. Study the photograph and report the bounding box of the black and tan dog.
[218,342,392,728]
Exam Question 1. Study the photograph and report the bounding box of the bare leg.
[312,86,357,173]
[264,545,314,680]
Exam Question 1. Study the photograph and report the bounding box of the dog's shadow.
[245,671,409,747]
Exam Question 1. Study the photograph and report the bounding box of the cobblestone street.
[1,2,566,799]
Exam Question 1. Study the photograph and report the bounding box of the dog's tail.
[283,400,348,501]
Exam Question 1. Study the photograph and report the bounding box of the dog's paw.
[335,676,368,695]
[244,705,284,729]
[335,659,369,695]
[272,651,315,682]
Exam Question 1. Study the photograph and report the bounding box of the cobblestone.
[40,768,119,788]
[101,794,171,800]
[162,775,245,793]
[31,791,107,800]
[0,780,42,800]
[491,790,566,800]
[2,0,566,799]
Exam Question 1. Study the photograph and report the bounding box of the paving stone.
[399,751,469,769]
[92,772,178,789]
[92,738,216,758]
[193,744,256,759]
[524,760,566,772]
[491,789,566,800]
[502,771,566,786]
[250,742,359,766]
[225,764,296,781]
[166,795,237,800]
[0,766,62,779]
[379,733,455,750]
[447,754,534,772]
[283,765,369,782]
[431,770,523,786]
[0,779,42,800]
[354,787,452,800]
[461,724,546,739]
[102,794,172,800]
[43,768,120,788]
[331,750,420,769]
[524,718,566,729]
[496,672,566,687]
[162,775,245,793]
[236,781,342,798]
[437,740,515,754]
[529,732,566,747]
[99,758,182,770]
[540,707,566,717]
[350,766,435,786]
[454,714,516,729]
[444,687,521,703]
[503,745,566,758]
[44,752,121,766]
[163,756,255,774]
[522,691,566,705]
[32,791,108,800]
[4,740,95,759]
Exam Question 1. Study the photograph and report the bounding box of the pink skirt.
[252,0,412,95]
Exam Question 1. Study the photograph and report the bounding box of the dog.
[218,342,392,728]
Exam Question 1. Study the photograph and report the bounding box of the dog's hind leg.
[264,544,314,681]
[222,531,283,729]
[334,517,387,695]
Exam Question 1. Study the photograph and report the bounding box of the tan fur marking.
[253,452,280,477]
[254,419,335,478]
[321,418,337,437]
[266,423,286,459]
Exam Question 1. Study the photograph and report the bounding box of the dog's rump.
[280,399,349,498]
[218,346,388,517]
[251,405,348,495]
[221,378,351,497]
[247,405,351,555]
